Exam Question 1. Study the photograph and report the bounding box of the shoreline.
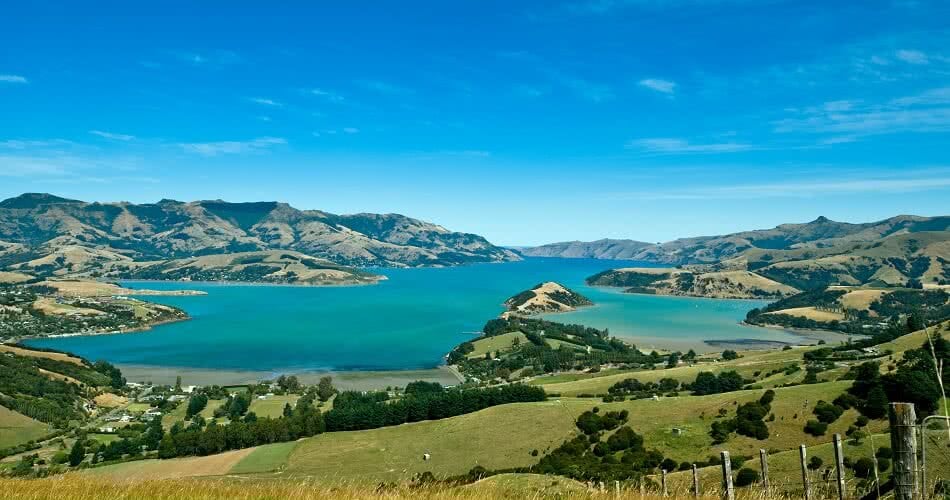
[114,364,464,390]
[118,277,387,288]
[590,284,788,302]
[12,314,192,343]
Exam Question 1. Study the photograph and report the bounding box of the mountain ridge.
[0,193,520,283]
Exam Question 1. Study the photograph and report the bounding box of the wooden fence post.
[692,464,700,499]
[615,480,620,497]
[760,448,770,492]
[640,478,646,497]
[889,403,919,500]
[800,444,811,500]
[661,468,668,496]
[833,433,847,500]
[721,451,735,500]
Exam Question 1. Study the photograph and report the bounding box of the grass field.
[89,433,120,444]
[0,406,49,449]
[467,332,527,359]
[84,448,256,481]
[228,441,300,474]
[0,475,787,499]
[249,395,299,418]
[533,346,815,396]
[284,400,583,483]
[0,344,85,365]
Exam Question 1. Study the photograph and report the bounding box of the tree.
[158,435,176,459]
[68,439,85,467]
[804,420,828,436]
[735,468,759,487]
[852,457,875,479]
[722,350,739,361]
[283,403,293,418]
[175,375,182,392]
[317,376,336,402]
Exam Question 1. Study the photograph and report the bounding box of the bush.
[851,457,875,479]
[808,456,823,470]
[734,468,759,487]
[804,420,828,436]
[877,457,890,472]
[813,400,845,424]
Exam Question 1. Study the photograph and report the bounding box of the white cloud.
[342,127,359,134]
[178,137,286,156]
[895,49,929,64]
[627,137,753,154]
[308,88,345,102]
[638,78,676,94]
[615,170,950,200]
[89,130,136,141]
[249,97,282,107]
[355,80,413,95]
[0,139,74,149]
[0,74,28,84]
[775,87,950,137]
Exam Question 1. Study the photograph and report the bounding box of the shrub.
[851,457,875,479]
[813,400,845,424]
[734,468,759,487]
[804,420,828,436]
[808,456,823,470]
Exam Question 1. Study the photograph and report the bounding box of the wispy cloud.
[174,50,241,67]
[249,97,282,107]
[615,170,950,200]
[627,137,754,154]
[308,88,345,103]
[0,139,75,149]
[355,79,413,95]
[775,87,950,137]
[0,74,28,84]
[553,73,614,102]
[895,49,929,64]
[89,130,136,141]
[638,78,676,94]
[178,137,286,156]
[342,127,359,134]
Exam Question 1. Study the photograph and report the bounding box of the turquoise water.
[25,258,807,372]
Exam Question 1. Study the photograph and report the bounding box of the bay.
[24,258,821,372]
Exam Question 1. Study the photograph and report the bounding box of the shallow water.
[25,258,813,372]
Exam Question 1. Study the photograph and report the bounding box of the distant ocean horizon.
[24,258,833,372]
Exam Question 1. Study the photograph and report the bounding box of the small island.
[502,282,593,316]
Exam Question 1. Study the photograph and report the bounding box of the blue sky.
[1,1,949,246]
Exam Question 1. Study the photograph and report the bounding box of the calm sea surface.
[25,258,812,371]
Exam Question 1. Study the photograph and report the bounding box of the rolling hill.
[0,193,519,283]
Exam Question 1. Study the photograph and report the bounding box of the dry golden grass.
[94,393,129,408]
[0,475,802,499]
[764,307,844,322]
[0,344,85,365]
[83,449,256,481]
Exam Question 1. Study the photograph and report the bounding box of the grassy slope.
[285,400,582,483]
[228,441,300,475]
[533,346,819,396]
[466,332,527,359]
[0,406,49,449]
[248,395,299,419]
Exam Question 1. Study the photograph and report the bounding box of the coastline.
[115,364,464,390]
[118,276,387,288]
[12,314,192,343]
